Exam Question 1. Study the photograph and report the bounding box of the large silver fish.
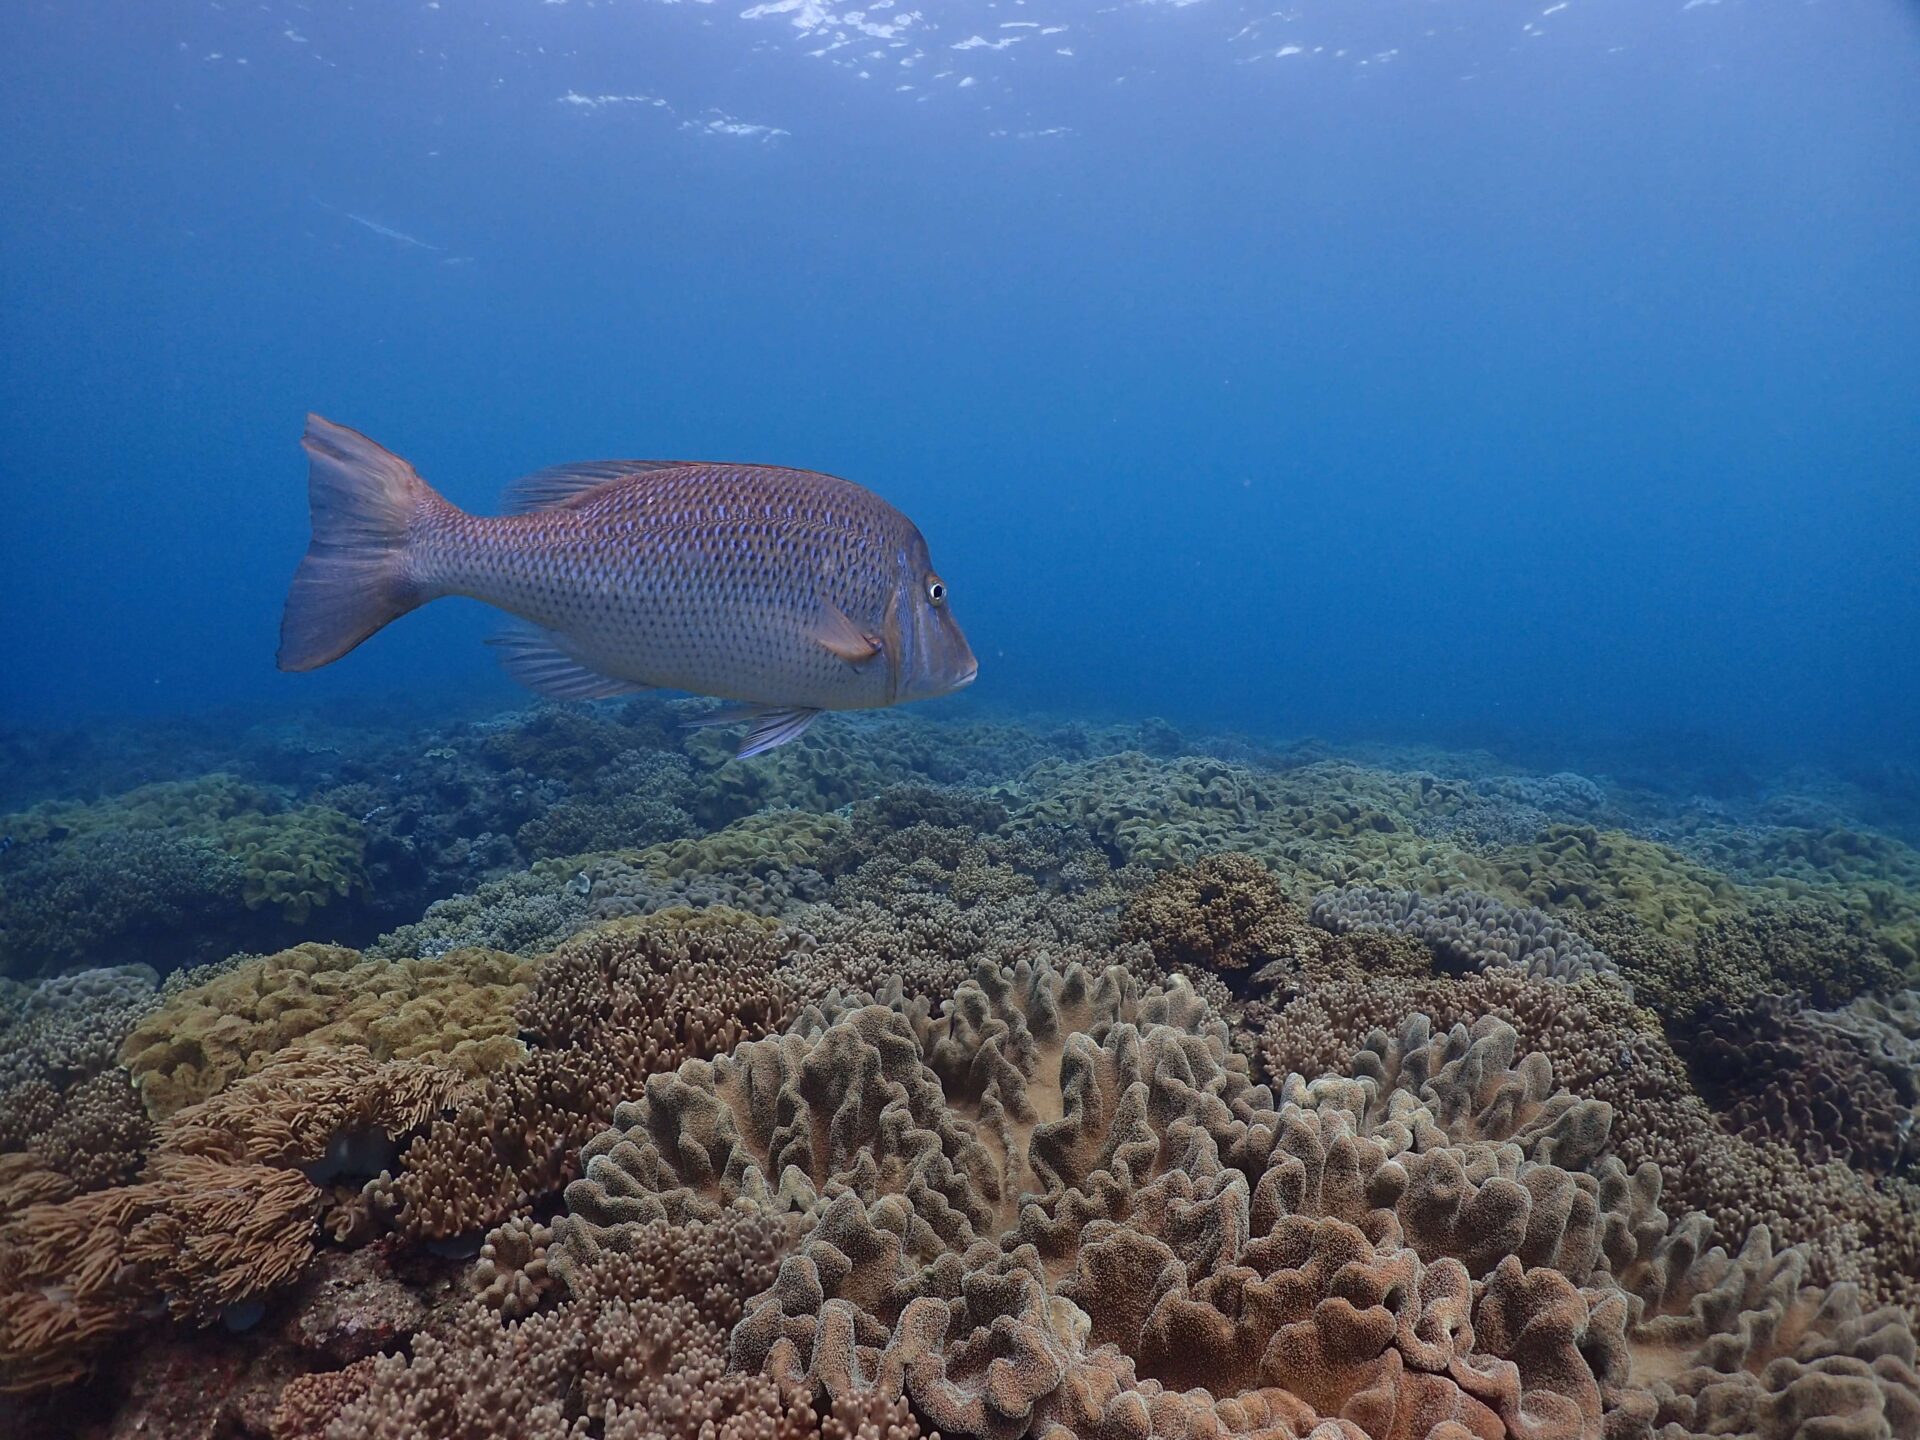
[278,415,977,755]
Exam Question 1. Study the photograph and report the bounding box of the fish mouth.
[955,658,979,689]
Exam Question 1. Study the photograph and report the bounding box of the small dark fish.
[0,836,13,857]
[278,416,978,756]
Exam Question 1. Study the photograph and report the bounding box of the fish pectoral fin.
[486,627,652,701]
[810,601,882,666]
[501,460,686,514]
[683,703,822,759]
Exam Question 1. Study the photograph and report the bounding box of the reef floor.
[1,697,1917,1439]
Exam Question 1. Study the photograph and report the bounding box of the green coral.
[633,810,845,881]
[1006,753,1481,892]
[1679,824,1920,968]
[1466,825,1743,941]
[225,807,367,924]
[1,775,369,928]
[120,942,535,1118]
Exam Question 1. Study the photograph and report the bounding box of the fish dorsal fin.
[811,600,882,665]
[502,460,685,514]
[486,626,653,700]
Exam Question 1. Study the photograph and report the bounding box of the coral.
[0,1151,320,1391]
[1690,993,1919,1176]
[512,749,696,859]
[0,965,160,1093]
[561,961,1920,1440]
[1311,884,1619,984]
[473,1215,556,1321]
[381,909,797,1239]
[13,1069,152,1192]
[1009,754,1480,888]
[1252,966,1920,1312]
[1119,852,1298,973]
[1680,822,1920,967]
[272,1356,382,1440]
[120,943,536,1118]
[159,1045,475,1176]
[1471,825,1743,941]
[368,860,594,960]
[325,1209,800,1440]
[1574,894,1899,1026]
[0,778,371,968]
[225,806,369,924]
[0,830,251,979]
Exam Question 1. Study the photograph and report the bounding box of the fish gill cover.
[2,1,1920,1438]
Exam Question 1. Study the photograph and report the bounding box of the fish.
[277,415,978,757]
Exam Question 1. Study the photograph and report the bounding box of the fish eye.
[926,577,947,606]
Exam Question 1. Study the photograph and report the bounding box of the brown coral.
[324,1209,803,1440]
[0,1151,319,1391]
[1253,966,1920,1314]
[552,959,1918,1440]
[1119,851,1302,973]
[383,908,798,1239]
[1690,994,1918,1176]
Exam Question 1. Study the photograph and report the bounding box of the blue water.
[5,0,1918,766]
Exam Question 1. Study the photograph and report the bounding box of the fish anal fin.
[735,707,821,758]
[502,460,687,514]
[683,703,821,759]
[486,627,651,701]
[811,601,881,665]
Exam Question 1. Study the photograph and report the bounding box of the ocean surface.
[3,3,1920,1438]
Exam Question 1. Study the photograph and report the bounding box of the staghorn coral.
[559,961,1920,1440]
[381,909,797,1239]
[120,942,535,1118]
[1310,884,1619,984]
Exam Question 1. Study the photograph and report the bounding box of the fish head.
[886,534,978,703]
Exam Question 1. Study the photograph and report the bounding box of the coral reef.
[4,703,1920,1439]
[377,909,798,1240]
[1690,991,1920,1176]
[1311,884,1619,984]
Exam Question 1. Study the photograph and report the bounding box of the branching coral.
[380,909,798,1239]
[324,1209,805,1440]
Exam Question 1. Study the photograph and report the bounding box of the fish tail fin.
[278,414,447,671]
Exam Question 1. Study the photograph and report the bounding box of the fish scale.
[279,417,976,755]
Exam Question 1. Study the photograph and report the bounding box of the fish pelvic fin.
[278,415,447,671]
[685,703,822,759]
[487,626,653,701]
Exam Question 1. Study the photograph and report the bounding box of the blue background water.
[4,0,1917,767]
